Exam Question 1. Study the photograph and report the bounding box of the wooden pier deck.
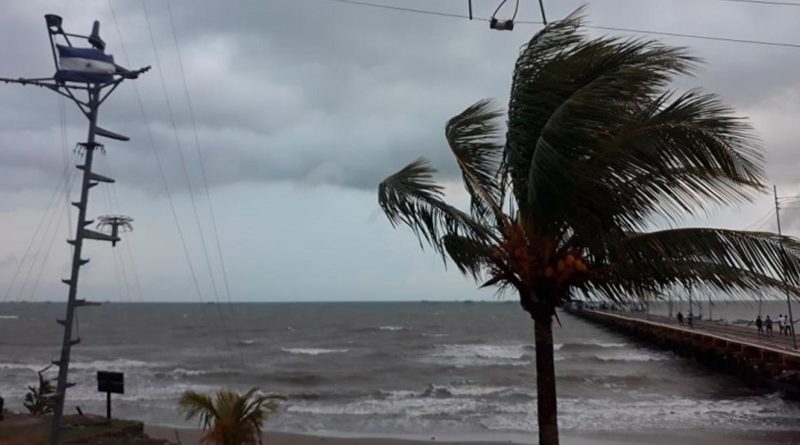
[570,309,800,396]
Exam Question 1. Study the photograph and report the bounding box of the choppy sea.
[1,301,799,438]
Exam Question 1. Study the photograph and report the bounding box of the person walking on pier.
[778,314,785,335]
[755,315,764,336]
[677,311,684,326]
[766,315,773,335]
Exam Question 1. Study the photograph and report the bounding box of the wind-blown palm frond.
[442,234,496,279]
[378,158,495,256]
[508,11,699,232]
[180,388,285,445]
[446,99,506,223]
[180,391,218,430]
[505,8,586,213]
[583,259,800,303]
[579,91,763,232]
[611,228,800,282]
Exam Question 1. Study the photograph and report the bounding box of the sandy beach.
[144,426,800,445]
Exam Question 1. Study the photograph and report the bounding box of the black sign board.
[97,371,124,394]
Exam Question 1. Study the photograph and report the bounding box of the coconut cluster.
[544,251,587,283]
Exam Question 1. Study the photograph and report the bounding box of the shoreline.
[144,425,800,445]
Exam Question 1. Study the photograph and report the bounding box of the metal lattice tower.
[1,15,149,445]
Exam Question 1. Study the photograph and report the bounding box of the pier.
[570,309,800,397]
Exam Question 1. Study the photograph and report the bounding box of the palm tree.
[179,387,285,445]
[377,10,800,445]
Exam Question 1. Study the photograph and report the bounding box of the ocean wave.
[481,395,800,432]
[287,395,481,417]
[0,362,42,371]
[379,325,406,331]
[237,339,257,347]
[421,332,449,338]
[592,351,672,363]
[557,341,629,352]
[70,359,157,370]
[423,343,532,367]
[161,368,214,377]
[0,315,19,320]
[282,348,349,355]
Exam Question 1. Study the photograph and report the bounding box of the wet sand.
[145,426,800,445]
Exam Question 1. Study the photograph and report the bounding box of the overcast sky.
[1,0,800,302]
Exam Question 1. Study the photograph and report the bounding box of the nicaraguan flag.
[55,45,115,83]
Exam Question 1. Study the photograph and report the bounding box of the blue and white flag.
[55,45,115,83]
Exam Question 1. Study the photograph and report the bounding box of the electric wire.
[108,0,207,308]
[164,0,245,354]
[140,0,225,308]
[140,0,242,362]
[743,209,775,231]
[26,156,82,302]
[3,151,79,302]
[316,0,800,49]
[1,137,79,302]
[720,0,800,7]
[107,0,233,364]
[58,96,73,237]
[97,160,133,302]
[100,153,146,302]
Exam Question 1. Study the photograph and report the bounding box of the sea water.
[1,301,799,436]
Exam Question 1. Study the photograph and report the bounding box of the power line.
[137,0,246,366]
[140,0,229,312]
[323,0,487,20]
[108,0,229,365]
[582,24,800,49]
[720,0,800,7]
[316,0,800,49]
[164,1,244,339]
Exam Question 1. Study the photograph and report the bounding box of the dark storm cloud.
[1,0,800,195]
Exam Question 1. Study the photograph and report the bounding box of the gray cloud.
[2,0,800,301]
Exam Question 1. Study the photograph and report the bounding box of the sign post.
[97,371,124,419]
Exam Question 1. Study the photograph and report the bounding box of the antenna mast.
[1,14,149,444]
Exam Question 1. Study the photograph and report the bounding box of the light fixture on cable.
[490,0,519,31]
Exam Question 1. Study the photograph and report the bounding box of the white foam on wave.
[382,384,528,399]
[379,326,405,331]
[424,343,532,367]
[481,394,800,432]
[0,315,19,320]
[70,359,157,370]
[282,348,349,356]
[288,395,481,417]
[0,362,42,371]
[168,368,208,377]
[593,350,671,362]
[0,358,156,372]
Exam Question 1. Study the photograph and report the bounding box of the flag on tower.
[55,45,115,83]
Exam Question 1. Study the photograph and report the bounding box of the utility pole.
[1,15,148,444]
[774,185,798,349]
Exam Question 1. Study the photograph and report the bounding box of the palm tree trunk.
[534,314,559,445]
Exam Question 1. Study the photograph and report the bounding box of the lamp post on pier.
[1,15,149,444]
[773,185,798,349]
